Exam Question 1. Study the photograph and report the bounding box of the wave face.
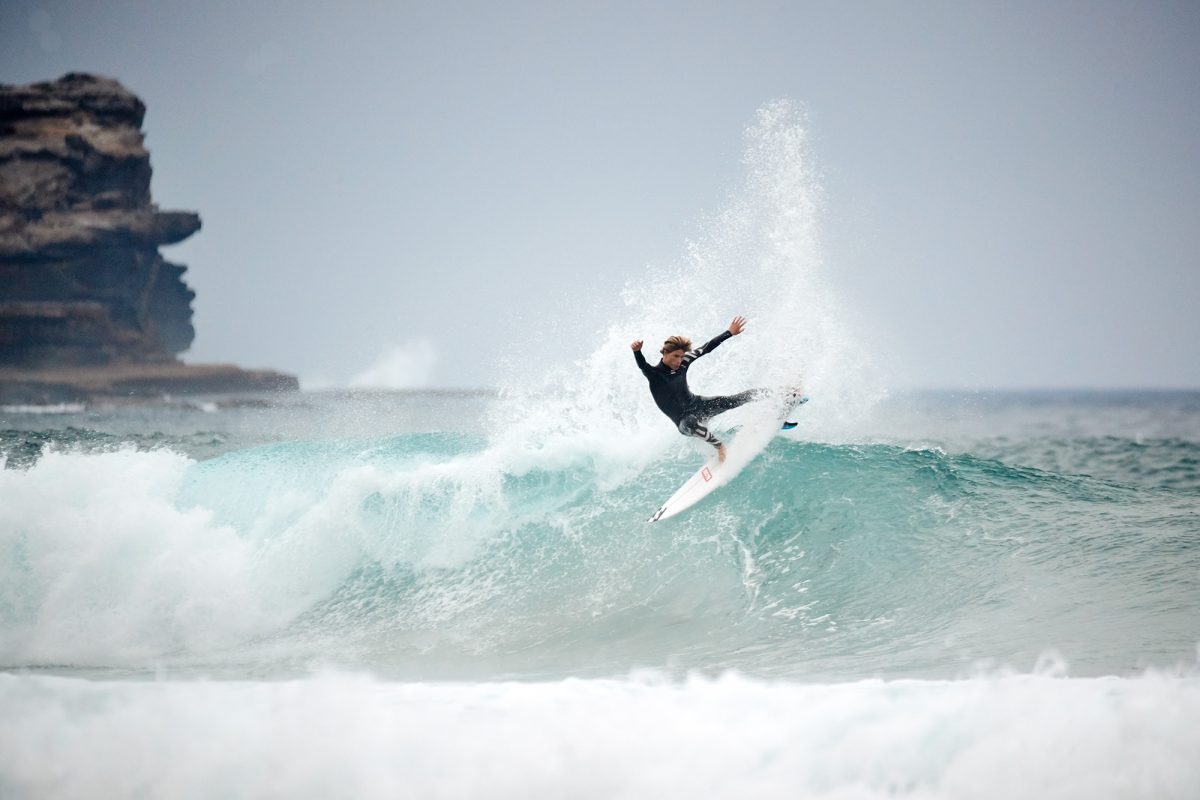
[2,422,1197,680]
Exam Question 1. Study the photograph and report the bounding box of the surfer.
[631,316,761,463]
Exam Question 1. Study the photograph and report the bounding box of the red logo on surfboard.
[701,467,712,482]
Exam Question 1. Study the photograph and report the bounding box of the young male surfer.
[631,315,761,463]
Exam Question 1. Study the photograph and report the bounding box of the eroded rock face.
[0,73,199,365]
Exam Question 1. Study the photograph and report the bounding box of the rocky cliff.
[0,74,296,402]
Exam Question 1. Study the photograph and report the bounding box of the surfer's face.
[661,349,686,370]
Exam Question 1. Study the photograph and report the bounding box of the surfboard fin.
[781,394,809,429]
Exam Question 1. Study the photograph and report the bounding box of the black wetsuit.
[634,330,760,450]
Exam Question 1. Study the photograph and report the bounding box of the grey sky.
[3,1,1198,389]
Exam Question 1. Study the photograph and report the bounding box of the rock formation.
[0,74,296,403]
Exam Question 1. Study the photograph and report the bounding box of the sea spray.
[0,448,276,663]
[486,100,880,474]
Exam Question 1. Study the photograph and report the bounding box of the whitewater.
[2,103,1198,799]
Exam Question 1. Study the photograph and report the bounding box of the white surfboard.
[650,393,808,522]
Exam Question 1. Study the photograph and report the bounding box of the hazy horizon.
[3,1,1198,392]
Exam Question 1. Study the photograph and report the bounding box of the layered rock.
[0,74,296,402]
[0,72,199,364]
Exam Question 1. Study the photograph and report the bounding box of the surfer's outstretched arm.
[631,339,655,378]
[680,316,748,367]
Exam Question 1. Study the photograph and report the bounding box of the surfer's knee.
[694,422,724,449]
[678,416,720,448]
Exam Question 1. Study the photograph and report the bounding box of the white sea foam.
[0,448,288,664]
[1,670,1196,800]
[0,436,633,666]
[0,446,439,663]
[0,402,86,414]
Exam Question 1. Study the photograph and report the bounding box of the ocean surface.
[3,105,1198,797]
[2,389,1197,798]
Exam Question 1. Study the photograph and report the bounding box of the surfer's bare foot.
[717,445,727,463]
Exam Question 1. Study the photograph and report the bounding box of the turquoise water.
[2,390,1197,683]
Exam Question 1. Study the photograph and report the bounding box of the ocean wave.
[2,434,1196,678]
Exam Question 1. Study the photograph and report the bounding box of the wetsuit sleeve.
[633,348,654,377]
[681,330,733,367]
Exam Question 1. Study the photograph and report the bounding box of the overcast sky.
[3,1,1198,389]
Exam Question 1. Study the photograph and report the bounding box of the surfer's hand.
[728,316,747,336]
[631,340,643,351]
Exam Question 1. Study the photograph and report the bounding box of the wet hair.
[661,335,692,355]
